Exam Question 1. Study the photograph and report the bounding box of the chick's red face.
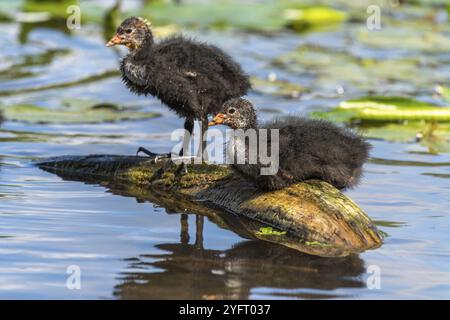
[106,18,150,50]
[208,106,241,129]
[106,26,136,48]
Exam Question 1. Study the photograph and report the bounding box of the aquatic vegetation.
[0,70,120,97]
[312,96,450,153]
[364,122,450,154]
[357,27,450,53]
[312,96,450,122]
[15,0,348,34]
[138,1,346,32]
[21,0,79,23]
[0,49,70,81]
[250,76,305,99]
[283,6,347,32]
[273,45,438,93]
[0,99,159,124]
[256,227,287,236]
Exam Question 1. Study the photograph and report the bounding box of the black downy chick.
[208,98,371,191]
[107,17,251,161]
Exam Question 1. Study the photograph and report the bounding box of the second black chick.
[209,98,371,191]
[107,17,251,159]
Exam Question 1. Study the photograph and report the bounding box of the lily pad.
[283,7,347,32]
[0,49,70,81]
[362,121,450,154]
[312,96,450,123]
[22,0,78,21]
[0,99,159,124]
[141,1,286,32]
[0,70,120,97]
[139,1,346,32]
[274,45,432,92]
[250,76,305,99]
[312,96,450,153]
[357,27,450,53]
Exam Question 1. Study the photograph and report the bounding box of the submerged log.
[36,155,383,257]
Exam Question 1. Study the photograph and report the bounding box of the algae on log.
[35,155,383,257]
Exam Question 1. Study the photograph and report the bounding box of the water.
[1,1,450,299]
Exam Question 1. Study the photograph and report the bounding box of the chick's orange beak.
[208,113,227,126]
[106,34,124,47]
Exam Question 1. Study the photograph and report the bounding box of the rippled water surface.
[1,0,450,299]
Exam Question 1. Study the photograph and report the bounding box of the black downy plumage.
[209,98,371,191]
[107,17,251,157]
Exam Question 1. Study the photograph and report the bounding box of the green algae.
[0,99,159,124]
[256,227,287,236]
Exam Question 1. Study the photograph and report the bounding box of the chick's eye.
[125,28,133,34]
[228,108,236,115]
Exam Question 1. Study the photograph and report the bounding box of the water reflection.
[113,213,365,299]
[18,19,71,44]
[39,162,362,258]
[0,48,70,82]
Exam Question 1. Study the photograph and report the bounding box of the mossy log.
[36,155,383,257]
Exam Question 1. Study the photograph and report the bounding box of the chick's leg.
[151,118,195,180]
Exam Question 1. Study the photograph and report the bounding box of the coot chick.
[208,98,371,191]
[107,17,251,158]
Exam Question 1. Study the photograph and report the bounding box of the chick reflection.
[113,214,366,300]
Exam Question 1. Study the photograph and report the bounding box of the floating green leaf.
[357,27,450,53]
[312,96,450,123]
[141,1,285,31]
[138,1,346,32]
[283,7,347,32]
[363,121,450,154]
[312,97,450,153]
[250,76,305,99]
[0,99,159,124]
[274,45,431,92]
[22,0,78,21]
[0,70,120,97]
[0,49,70,81]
